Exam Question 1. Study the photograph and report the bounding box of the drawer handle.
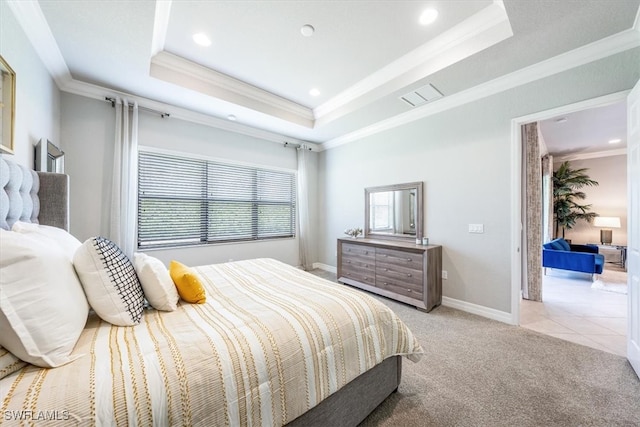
[365,251,369,255]
[406,258,412,262]
[346,260,351,264]
[364,264,368,268]
[384,268,388,272]
[407,273,412,277]
[347,249,351,252]
[383,282,388,286]
[407,289,412,293]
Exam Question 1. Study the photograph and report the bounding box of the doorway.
[510,92,630,356]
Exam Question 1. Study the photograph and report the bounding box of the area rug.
[592,268,628,294]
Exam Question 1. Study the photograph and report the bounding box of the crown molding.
[320,27,640,151]
[6,0,72,87]
[554,148,627,162]
[61,78,314,148]
[313,1,513,124]
[150,0,172,56]
[150,51,314,128]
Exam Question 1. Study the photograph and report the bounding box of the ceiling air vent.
[400,84,443,107]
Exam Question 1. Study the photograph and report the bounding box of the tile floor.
[520,267,627,357]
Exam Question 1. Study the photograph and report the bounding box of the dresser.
[337,237,442,312]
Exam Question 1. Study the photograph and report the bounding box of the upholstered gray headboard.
[0,156,69,231]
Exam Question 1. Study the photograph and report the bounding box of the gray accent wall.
[317,48,640,314]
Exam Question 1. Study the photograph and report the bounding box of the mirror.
[35,138,65,173]
[365,182,423,241]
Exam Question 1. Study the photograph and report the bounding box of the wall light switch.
[442,270,448,280]
[468,224,484,233]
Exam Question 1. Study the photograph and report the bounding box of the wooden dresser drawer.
[376,248,423,270]
[343,253,375,270]
[342,243,375,259]
[340,265,376,286]
[377,278,423,299]
[376,263,423,287]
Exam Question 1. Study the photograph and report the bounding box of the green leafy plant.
[553,161,599,239]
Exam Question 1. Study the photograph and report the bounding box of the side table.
[589,244,627,270]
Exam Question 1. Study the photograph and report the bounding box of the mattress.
[0,258,422,426]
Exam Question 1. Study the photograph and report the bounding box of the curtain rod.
[105,97,170,118]
[284,141,312,151]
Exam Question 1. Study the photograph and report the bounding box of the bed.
[0,157,423,426]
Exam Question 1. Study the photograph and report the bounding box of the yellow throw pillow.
[169,261,207,304]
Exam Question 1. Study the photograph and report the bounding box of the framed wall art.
[0,55,16,154]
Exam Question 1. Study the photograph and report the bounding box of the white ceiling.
[15,0,640,147]
[539,102,627,158]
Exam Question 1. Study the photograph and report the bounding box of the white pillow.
[74,237,145,326]
[133,253,179,311]
[0,229,89,367]
[11,221,82,261]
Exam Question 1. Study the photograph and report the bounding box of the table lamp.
[593,216,621,245]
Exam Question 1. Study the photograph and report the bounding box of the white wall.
[61,92,312,267]
[317,48,640,314]
[0,2,60,165]
[560,155,627,245]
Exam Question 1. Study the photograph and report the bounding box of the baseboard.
[309,264,514,324]
[442,296,514,325]
[313,262,337,274]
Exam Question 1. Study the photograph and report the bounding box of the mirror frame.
[364,181,423,242]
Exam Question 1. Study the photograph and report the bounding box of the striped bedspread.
[0,258,423,426]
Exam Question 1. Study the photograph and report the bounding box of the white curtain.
[110,98,139,258]
[297,145,313,270]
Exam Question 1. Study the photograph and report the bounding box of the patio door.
[627,79,640,379]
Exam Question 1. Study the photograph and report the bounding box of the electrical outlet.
[468,224,484,233]
[442,270,448,280]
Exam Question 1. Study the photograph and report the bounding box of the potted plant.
[553,161,599,239]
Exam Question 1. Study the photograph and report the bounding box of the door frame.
[509,90,630,325]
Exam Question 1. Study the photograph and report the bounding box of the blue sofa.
[542,238,604,276]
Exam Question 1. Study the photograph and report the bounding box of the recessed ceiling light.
[555,117,568,123]
[609,138,622,144]
[309,88,320,97]
[301,24,315,37]
[192,32,211,47]
[227,114,237,121]
[419,8,438,26]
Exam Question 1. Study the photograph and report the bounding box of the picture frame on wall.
[0,55,16,154]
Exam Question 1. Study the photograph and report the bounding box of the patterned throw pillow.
[73,237,145,326]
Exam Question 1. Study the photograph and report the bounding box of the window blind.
[138,150,296,249]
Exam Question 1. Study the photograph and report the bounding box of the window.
[370,191,394,232]
[137,150,296,249]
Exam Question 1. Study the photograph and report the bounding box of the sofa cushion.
[557,239,571,251]
[547,239,566,251]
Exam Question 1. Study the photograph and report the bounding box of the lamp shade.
[593,217,621,228]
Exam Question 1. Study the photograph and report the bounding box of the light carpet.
[306,269,640,427]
